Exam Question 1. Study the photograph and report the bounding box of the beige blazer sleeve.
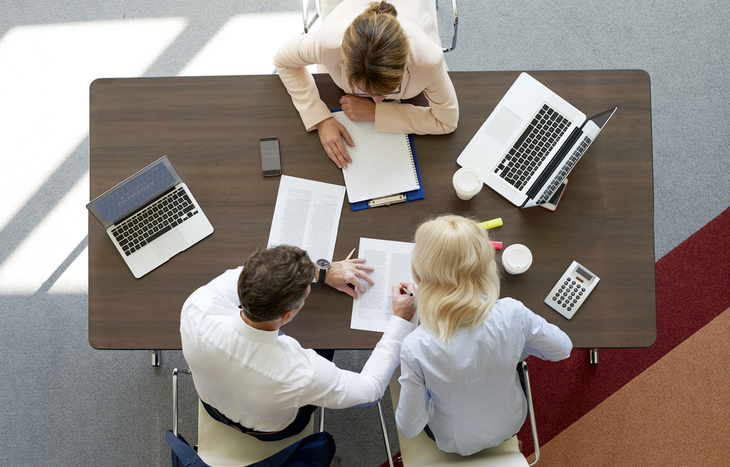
[374,35,458,135]
[273,29,338,132]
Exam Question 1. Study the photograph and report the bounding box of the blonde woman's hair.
[341,1,409,96]
[411,215,501,342]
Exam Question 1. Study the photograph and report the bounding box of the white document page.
[267,175,345,263]
[351,237,417,332]
[333,111,419,203]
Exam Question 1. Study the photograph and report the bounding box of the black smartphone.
[260,136,282,177]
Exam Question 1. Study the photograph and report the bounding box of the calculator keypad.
[545,261,599,320]
[550,278,587,314]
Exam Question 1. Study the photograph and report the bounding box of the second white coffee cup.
[502,244,533,275]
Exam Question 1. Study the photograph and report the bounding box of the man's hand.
[315,117,355,169]
[340,95,377,122]
[324,258,375,299]
[391,282,416,322]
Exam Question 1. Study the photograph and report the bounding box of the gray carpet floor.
[1,0,728,465]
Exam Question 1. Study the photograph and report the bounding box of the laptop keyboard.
[537,135,592,204]
[111,187,198,256]
[494,104,570,190]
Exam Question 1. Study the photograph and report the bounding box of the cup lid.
[503,244,533,270]
[453,167,483,193]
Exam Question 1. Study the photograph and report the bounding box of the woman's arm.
[273,34,335,132]
[374,58,459,135]
[274,34,357,167]
[519,300,573,361]
[395,350,430,438]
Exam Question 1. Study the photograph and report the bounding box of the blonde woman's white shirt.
[273,0,458,135]
[396,297,572,455]
[181,266,415,432]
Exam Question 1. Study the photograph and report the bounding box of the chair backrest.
[171,368,327,467]
[388,365,534,467]
[197,399,316,466]
[303,0,457,52]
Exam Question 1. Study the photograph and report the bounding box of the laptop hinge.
[111,185,177,227]
[525,126,582,201]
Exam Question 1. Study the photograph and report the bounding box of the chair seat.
[196,400,315,467]
[388,368,529,467]
[398,433,528,467]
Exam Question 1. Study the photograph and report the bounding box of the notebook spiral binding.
[406,136,420,189]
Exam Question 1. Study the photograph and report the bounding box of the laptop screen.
[88,156,180,227]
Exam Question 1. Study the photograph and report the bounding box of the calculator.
[544,261,600,319]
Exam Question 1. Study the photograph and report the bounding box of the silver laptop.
[457,73,617,208]
[87,156,214,278]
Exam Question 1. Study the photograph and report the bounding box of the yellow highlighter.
[479,218,503,229]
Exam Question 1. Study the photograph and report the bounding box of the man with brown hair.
[181,244,416,441]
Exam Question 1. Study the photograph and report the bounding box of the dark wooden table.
[89,70,655,350]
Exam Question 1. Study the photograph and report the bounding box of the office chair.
[382,361,540,467]
[302,0,458,53]
[170,368,334,467]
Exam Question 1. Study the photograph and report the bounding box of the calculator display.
[576,267,593,281]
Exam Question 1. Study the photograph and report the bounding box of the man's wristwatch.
[316,259,331,283]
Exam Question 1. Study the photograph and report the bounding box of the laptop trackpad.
[484,107,523,146]
[153,230,188,261]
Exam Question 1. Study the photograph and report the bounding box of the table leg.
[589,349,599,365]
[151,350,161,367]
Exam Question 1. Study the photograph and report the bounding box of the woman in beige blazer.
[274,0,459,168]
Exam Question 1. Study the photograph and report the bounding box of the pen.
[400,286,413,297]
[345,248,356,261]
[345,248,357,290]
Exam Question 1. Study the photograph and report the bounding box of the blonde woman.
[273,0,458,169]
[396,215,572,455]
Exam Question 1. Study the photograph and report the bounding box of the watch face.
[316,258,331,269]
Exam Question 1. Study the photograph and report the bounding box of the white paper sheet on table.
[351,237,418,332]
[267,175,345,265]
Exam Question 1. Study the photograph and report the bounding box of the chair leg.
[521,361,540,466]
[377,401,395,467]
[172,368,191,437]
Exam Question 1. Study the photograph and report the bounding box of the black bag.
[166,430,336,467]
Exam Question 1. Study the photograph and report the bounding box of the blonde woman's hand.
[340,95,377,122]
[391,282,416,322]
[316,117,354,169]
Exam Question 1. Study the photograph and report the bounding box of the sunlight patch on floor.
[0,17,188,233]
[0,17,187,294]
[0,172,88,294]
[178,12,311,76]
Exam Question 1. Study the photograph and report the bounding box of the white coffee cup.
[452,167,483,200]
[502,244,533,275]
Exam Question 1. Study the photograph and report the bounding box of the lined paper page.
[333,111,419,203]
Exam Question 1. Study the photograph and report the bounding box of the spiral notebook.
[332,110,423,210]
